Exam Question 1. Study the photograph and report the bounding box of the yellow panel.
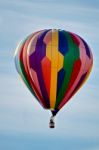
[51,46,58,67]
[52,29,58,45]
[58,52,64,71]
[50,30,58,108]
[50,68,57,108]
[47,30,64,108]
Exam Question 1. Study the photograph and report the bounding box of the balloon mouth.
[51,108,59,117]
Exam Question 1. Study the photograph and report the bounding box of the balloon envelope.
[14,29,93,115]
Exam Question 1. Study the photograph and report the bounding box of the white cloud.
[0,1,98,149]
[0,74,98,139]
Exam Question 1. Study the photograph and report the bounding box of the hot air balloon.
[14,29,93,128]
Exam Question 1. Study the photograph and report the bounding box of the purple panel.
[29,29,50,108]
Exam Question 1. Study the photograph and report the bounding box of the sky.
[0,0,99,149]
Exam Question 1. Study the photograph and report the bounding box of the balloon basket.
[49,116,55,128]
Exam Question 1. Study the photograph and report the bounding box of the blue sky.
[0,0,99,150]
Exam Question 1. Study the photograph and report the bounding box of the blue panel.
[58,30,68,55]
[57,68,65,96]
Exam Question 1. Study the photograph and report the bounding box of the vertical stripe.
[55,31,80,108]
[22,32,47,107]
[58,30,68,55]
[30,69,42,96]
[41,56,51,97]
[29,30,50,108]
[57,68,65,96]
[79,37,91,58]
[58,33,87,109]
[50,30,58,108]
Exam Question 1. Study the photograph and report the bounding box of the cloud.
[0,75,98,140]
[0,0,99,52]
[0,1,99,149]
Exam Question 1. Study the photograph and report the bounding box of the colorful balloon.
[14,29,93,128]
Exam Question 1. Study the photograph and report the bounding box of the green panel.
[15,36,38,99]
[19,60,40,102]
[55,31,80,108]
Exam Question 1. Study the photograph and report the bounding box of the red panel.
[41,56,51,97]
